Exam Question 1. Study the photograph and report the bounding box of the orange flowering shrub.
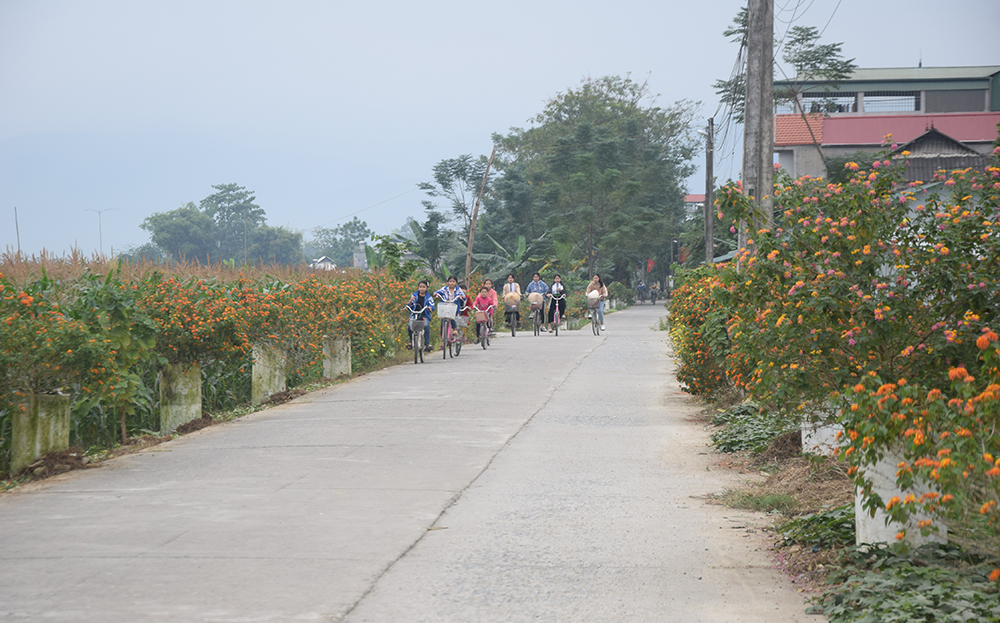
[0,271,116,393]
[0,263,422,474]
[705,145,1000,558]
[846,334,1000,558]
[667,266,730,398]
[138,274,250,364]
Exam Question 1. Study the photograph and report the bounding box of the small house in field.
[309,256,336,271]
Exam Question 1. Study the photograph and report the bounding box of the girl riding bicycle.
[472,286,494,344]
[586,273,608,332]
[483,278,499,336]
[501,273,521,331]
[434,276,467,331]
[405,279,434,352]
[525,272,549,332]
[546,273,566,333]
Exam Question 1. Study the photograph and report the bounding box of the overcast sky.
[2,0,998,257]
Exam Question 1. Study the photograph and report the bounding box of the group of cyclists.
[405,271,612,354]
[635,280,660,304]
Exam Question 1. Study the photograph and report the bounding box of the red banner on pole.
[646,258,655,273]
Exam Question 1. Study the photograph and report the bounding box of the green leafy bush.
[811,543,1000,622]
[711,402,792,453]
[778,504,855,549]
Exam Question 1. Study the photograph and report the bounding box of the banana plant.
[472,233,547,282]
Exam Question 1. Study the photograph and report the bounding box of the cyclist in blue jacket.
[406,280,435,352]
[434,276,467,332]
[525,272,549,331]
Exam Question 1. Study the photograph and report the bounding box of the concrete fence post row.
[8,337,354,472]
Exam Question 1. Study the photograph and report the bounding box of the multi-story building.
[774,65,1000,181]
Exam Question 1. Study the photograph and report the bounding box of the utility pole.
[741,0,775,254]
[85,208,116,257]
[704,117,714,264]
[464,145,496,286]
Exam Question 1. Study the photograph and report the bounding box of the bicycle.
[528,293,545,336]
[474,305,494,350]
[547,293,565,337]
[637,288,646,305]
[504,299,520,337]
[435,297,463,359]
[587,295,602,336]
[405,303,432,364]
[650,288,659,304]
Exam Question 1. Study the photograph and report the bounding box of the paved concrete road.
[0,306,817,622]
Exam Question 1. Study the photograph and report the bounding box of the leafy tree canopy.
[140,203,216,263]
[140,184,304,266]
[199,183,266,261]
[713,9,856,124]
[248,225,304,266]
[310,217,373,267]
[490,74,698,280]
[419,155,491,235]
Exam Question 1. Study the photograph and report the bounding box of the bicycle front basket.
[408,317,426,332]
[456,315,469,327]
[437,301,458,319]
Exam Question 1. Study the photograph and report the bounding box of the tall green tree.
[248,225,304,265]
[199,183,266,262]
[310,217,373,266]
[713,9,856,127]
[419,155,491,235]
[408,210,450,274]
[140,203,216,263]
[493,75,698,280]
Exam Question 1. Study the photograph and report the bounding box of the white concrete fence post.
[322,335,351,379]
[11,394,71,473]
[252,343,286,404]
[159,362,202,433]
[799,410,947,547]
[855,450,948,547]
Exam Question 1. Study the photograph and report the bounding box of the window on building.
[863,91,920,113]
[775,92,857,115]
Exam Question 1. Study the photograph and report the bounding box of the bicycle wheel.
[592,314,600,335]
[455,335,462,356]
[480,323,487,349]
[510,313,516,337]
[442,322,449,360]
[553,311,559,337]
[413,331,419,364]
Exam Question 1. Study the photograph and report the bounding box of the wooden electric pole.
[740,0,775,254]
[704,117,714,264]
[464,146,496,286]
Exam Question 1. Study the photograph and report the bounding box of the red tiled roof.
[774,113,824,146]
[685,194,706,203]
[822,112,1000,146]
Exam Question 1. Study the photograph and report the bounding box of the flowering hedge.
[672,145,1000,569]
[667,267,729,398]
[0,264,419,474]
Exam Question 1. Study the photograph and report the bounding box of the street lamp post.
[85,208,116,257]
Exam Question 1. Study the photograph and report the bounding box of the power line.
[819,0,844,36]
[310,187,420,231]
